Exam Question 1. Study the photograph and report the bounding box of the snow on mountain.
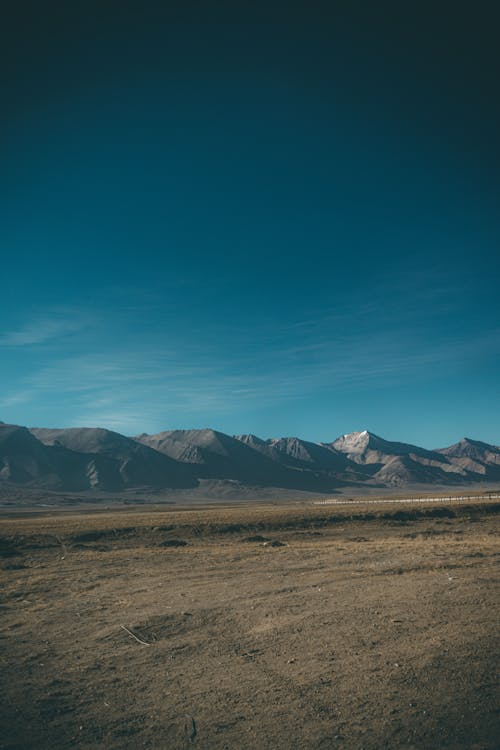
[0,421,497,493]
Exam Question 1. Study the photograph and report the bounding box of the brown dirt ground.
[0,501,499,749]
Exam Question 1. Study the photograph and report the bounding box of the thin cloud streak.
[0,313,90,347]
[5,324,498,434]
[0,391,33,409]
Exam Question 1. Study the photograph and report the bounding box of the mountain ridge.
[0,422,498,494]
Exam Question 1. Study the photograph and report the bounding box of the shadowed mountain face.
[0,423,85,490]
[235,434,368,481]
[0,423,498,493]
[135,429,342,490]
[329,430,473,485]
[435,438,500,479]
[27,427,197,490]
[237,435,346,469]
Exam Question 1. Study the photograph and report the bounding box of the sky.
[1,1,499,448]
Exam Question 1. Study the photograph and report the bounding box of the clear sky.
[1,1,499,447]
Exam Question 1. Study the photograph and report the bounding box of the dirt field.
[1,500,499,749]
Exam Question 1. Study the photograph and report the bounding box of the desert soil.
[0,500,499,749]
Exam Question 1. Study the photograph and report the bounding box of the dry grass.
[0,499,499,749]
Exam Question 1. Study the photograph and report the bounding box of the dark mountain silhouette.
[0,422,498,494]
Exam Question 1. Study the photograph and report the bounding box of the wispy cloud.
[2,274,498,435]
[72,409,152,433]
[5,321,497,434]
[0,391,33,409]
[0,313,90,347]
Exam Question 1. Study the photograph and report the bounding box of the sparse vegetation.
[0,498,499,748]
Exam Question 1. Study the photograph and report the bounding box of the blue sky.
[1,2,499,447]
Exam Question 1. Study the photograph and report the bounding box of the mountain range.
[0,421,499,495]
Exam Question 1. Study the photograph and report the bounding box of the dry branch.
[119,624,151,646]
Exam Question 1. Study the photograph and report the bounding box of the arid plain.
[1,497,499,749]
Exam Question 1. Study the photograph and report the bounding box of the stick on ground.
[120,624,151,646]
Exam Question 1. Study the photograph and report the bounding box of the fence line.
[313,494,500,506]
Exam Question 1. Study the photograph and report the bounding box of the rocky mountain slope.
[0,423,90,490]
[329,430,473,485]
[1,425,195,491]
[135,429,342,490]
[435,438,500,479]
[0,421,498,493]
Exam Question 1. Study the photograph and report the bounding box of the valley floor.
[0,500,499,749]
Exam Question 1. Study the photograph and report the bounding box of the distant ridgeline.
[0,422,499,493]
